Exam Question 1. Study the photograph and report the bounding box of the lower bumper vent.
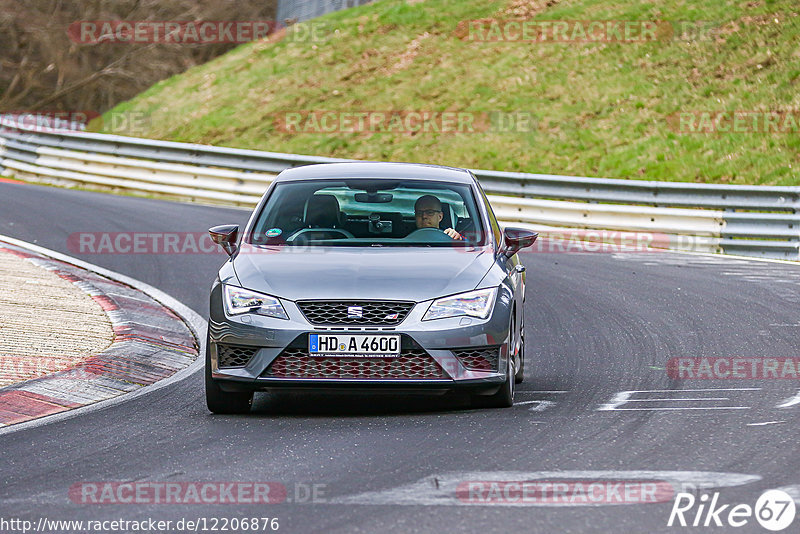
[263,348,447,379]
[453,346,501,371]
[217,344,258,368]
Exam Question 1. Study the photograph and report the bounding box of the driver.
[414,195,463,240]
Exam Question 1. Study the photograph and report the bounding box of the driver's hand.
[444,228,463,240]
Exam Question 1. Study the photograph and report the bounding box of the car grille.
[217,343,258,368]
[263,348,447,379]
[296,300,415,326]
[453,346,501,371]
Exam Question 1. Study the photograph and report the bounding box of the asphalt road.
[1,181,799,533]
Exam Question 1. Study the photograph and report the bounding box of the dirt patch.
[454,0,560,40]
[501,0,560,19]
[386,32,431,76]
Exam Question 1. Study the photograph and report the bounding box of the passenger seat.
[304,194,343,228]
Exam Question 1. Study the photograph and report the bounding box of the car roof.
[274,162,476,184]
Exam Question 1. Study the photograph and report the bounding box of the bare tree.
[0,0,277,114]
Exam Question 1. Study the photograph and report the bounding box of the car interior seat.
[439,202,455,230]
[305,194,343,228]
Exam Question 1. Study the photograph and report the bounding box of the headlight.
[223,285,288,319]
[423,287,497,321]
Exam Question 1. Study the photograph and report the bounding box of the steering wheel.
[404,227,454,242]
[285,228,354,243]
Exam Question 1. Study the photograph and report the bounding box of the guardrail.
[0,118,798,260]
[277,0,375,24]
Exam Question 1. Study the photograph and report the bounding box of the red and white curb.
[0,236,203,430]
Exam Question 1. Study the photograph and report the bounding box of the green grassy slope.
[100,0,800,185]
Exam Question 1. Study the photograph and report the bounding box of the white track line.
[746,421,785,426]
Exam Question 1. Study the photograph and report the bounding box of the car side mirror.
[209,224,239,257]
[500,227,538,258]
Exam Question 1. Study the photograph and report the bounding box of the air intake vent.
[217,344,258,368]
[453,346,501,371]
[263,349,447,379]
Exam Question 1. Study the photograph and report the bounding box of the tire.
[472,352,515,409]
[205,346,253,414]
[515,312,525,384]
[472,315,516,409]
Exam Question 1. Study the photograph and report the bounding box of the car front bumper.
[207,281,514,394]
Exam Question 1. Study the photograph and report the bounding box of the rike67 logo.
[668,490,796,531]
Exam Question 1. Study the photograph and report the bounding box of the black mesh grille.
[263,348,447,379]
[217,344,258,368]
[296,300,414,326]
[453,346,501,371]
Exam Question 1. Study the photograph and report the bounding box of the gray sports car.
[205,162,537,413]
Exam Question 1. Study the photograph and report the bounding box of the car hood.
[232,246,495,302]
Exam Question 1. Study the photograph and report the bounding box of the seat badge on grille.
[347,306,363,319]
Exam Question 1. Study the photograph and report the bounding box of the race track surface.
[1,182,799,533]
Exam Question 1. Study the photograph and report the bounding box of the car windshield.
[248,178,486,247]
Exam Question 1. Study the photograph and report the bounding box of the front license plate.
[309,333,400,357]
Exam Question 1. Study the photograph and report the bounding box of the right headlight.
[223,284,288,320]
[423,287,497,321]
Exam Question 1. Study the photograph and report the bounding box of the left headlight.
[223,285,288,320]
[423,287,498,321]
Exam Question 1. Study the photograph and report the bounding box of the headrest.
[439,202,454,230]
[305,194,341,228]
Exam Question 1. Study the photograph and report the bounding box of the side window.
[477,183,502,248]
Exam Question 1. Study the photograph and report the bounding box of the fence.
[0,119,798,260]
[276,0,374,24]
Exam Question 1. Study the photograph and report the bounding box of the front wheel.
[515,316,525,384]
[472,316,516,408]
[471,352,515,408]
[205,348,253,414]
